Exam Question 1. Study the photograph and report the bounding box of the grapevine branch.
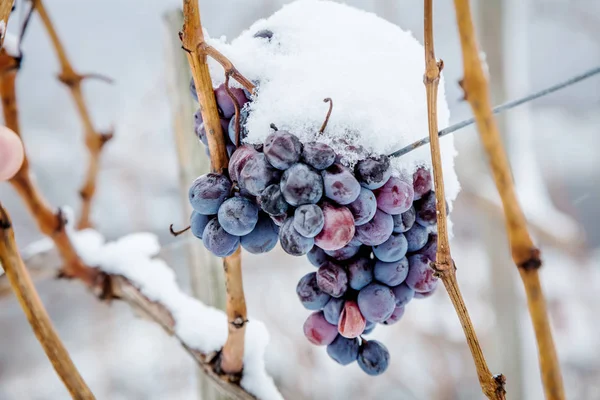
[31,0,113,230]
[181,0,247,375]
[0,0,12,47]
[452,0,565,398]
[0,205,95,400]
[422,2,505,399]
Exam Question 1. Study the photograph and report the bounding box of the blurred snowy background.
[0,0,599,399]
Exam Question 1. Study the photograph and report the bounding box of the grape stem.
[224,72,242,146]
[0,205,95,399]
[319,97,333,134]
[452,0,565,398]
[31,0,114,230]
[181,0,248,376]
[169,224,191,237]
[422,1,506,399]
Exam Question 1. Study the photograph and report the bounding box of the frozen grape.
[190,211,211,239]
[382,306,405,325]
[322,164,361,205]
[303,312,338,346]
[263,131,302,170]
[374,176,414,214]
[193,110,207,145]
[391,283,415,307]
[415,190,437,227]
[307,246,328,267]
[355,155,392,190]
[189,173,232,215]
[406,254,438,293]
[218,197,259,236]
[357,340,390,376]
[392,206,416,233]
[270,214,286,227]
[314,203,355,251]
[372,233,408,262]
[347,187,377,226]
[196,118,230,148]
[323,297,344,325]
[346,257,374,290]
[338,300,366,338]
[240,214,278,254]
[357,283,396,323]
[202,218,240,257]
[418,234,438,262]
[362,321,376,335]
[258,184,288,216]
[214,83,249,119]
[413,166,432,201]
[414,287,437,299]
[324,244,361,261]
[301,141,336,170]
[354,209,394,246]
[294,205,325,238]
[317,262,348,298]
[229,145,258,182]
[239,153,281,196]
[296,272,331,310]
[326,335,359,366]
[253,29,273,40]
[374,257,409,286]
[279,218,314,256]
[280,163,324,206]
[405,224,429,252]
[227,107,250,144]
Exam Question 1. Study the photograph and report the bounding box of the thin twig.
[422,2,505,399]
[452,0,565,398]
[201,43,255,94]
[389,65,600,157]
[169,224,191,236]
[181,0,247,375]
[224,73,242,146]
[0,0,12,48]
[319,98,333,134]
[31,0,113,230]
[0,204,95,400]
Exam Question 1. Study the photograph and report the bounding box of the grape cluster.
[188,78,446,377]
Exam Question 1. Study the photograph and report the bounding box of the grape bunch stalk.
[186,64,447,376]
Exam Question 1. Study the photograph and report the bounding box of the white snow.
[67,229,282,400]
[206,0,459,204]
[2,32,19,57]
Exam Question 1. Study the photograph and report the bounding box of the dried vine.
[31,0,113,230]
[181,0,247,375]
[452,0,565,398]
[0,204,95,400]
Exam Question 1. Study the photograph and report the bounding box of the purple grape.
[415,190,437,227]
[253,29,274,40]
[270,214,286,227]
[391,283,415,307]
[239,153,281,196]
[317,262,348,298]
[372,233,408,262]
[196,118,230,148]
[323,297,345,325]
[355,155,392,190]
[301,141,336,170]
[357,340,390,376]
[307,246,328,267]
[190,211,211,239]
[279,218,314,256]
[202,218,240,257]
[374,257,409,287]
[382,306,405,325]
[263,131,302,170]
[338,300,366,338]
[218,197,259,236]
[324,244,361,261]
[321,164,361,205]
[357,283,396,323]
[406,254,438,293]
[229,145,258,183]
[418,234,438,261]
[392,206,416,233]
[374,176,414,214]
[227,107,250,144]
[258,184,288,216]
[214,83,249,119]
[240,214,278,254]
[346,257,374,290]
[194,110,207,145]
[189,173,232,215]
[347,187,377,226]
[362,320,376,335]
[304,312,338,346]
[354,209,394,246]
[314,203,355,251]
[296,272,331,310]
[413,166,432,201]
[414,286,437,299]
[347,235,363,247]
[280,163,324,206]
[405,224,429,252]
[294,204,324,238]
[327,335,359,365]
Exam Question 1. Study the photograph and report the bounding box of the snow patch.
[2,32,19,57]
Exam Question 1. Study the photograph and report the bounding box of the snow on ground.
[206,0,459,205]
